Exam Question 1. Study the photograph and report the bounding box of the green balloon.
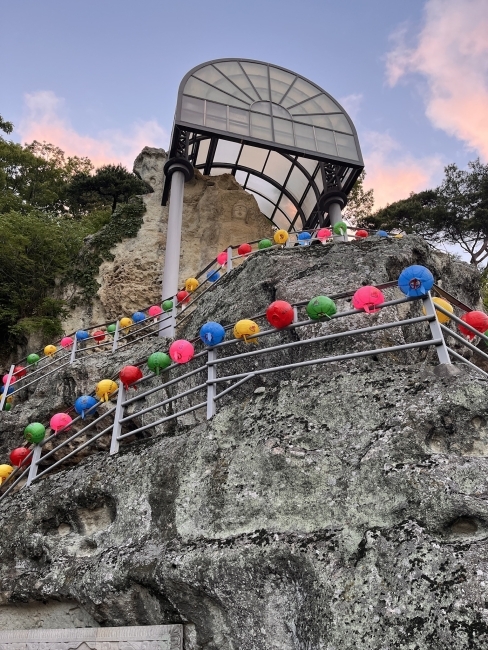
[258,239,272,250]
[107,323,116,334]
[147,352,171,375]
[24,422,46,444]
[27,353,40,365]
[306,296,337,320]
[162,300,173,312]
[2,402,11,412]
[332,221,348,236]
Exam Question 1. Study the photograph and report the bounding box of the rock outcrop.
[2,236,488,650]
[62,148,273,332]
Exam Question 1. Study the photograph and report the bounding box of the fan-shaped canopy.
[163,59,364,230]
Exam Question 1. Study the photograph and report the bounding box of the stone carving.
[62,149,273,332]
[0,625,182,650]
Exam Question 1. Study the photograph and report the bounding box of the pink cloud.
[362,131,443,209]
[18,90,169,169]
[386,0,488,160]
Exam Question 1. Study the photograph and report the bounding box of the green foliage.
[343,170,374,224]
[67,198,146,304]
[360,159,488,266]
[0,114,149,357]
[67,163,152,215]
[0,115,13,136]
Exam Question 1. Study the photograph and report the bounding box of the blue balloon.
[376,230,388,237]
[297,231,312,246]
[132,311,146,323]
[200,322,226,346]
[76,330,89,341]
[0,385,14,395]
[74,395,98,419]
[398,265,434,297]
[207,270,220,283]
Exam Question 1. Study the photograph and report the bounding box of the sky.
[2,0,488,209]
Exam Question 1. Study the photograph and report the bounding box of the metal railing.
[0,228,396,406]
[2,288,469,498]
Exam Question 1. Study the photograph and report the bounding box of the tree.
[360,159,488,266]
[66,163,152,214]
[343,170,375,224]
[0,115,13,136]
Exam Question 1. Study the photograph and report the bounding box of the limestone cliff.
[62,148,272,333]
[2,237,488,650]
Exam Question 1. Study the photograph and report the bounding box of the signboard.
[0,624,183,649]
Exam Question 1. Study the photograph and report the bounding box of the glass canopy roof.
[163,59,364,230]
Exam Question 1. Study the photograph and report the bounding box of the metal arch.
[193,160,308,228]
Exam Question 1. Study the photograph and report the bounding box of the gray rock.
[1,236,488,649]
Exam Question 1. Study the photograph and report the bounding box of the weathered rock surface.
[2,237,488,649]
[62,148,272,332]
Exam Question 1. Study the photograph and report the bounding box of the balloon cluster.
[3,263,487,488]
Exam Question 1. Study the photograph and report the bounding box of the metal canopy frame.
[163,58,364,230]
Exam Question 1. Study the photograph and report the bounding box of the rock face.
[63,148,273,332]
[3,237,488,650]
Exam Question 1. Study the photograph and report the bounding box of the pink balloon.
[317,228,332,241]
[50,412,73,433]
[169,340,195,364]
[148,305,163,317]
[2,374,16,385]
[216,251,227,265]
[352,286,385,314]
[60,337,74,348]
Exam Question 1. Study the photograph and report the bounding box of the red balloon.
[216,251,227,265]
[2,374,16,385]
[176,290,190,304]
[169,340,195,364]
[266,300,295,329]
[316,228,332,241]
[355,229,369,239]
[237,243,252,256]
[92,329,105,343]
[13,365,27,378]
[148,305,163,317]
[458,311,488,340]
[9,447,31,467]
[50,412,73,433]
[119,365,143,389]
[352,286,385,314]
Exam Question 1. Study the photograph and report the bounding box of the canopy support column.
[160,157,193,338]
[323,191,348,242]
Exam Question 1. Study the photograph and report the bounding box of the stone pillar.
[160,157,193,337]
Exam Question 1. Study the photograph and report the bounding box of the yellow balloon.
[0,464,14,480]
[185,277,199,292]
[44,344,57,357]
[6,396,13,403]
[394,233,404,239]
[233,319,260,344]
[422,297,454,324]
[95,379,118,402]
[274,229,289,245]
[120,317,133,329]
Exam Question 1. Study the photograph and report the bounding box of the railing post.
[112,321,120,352]
[110,382,125,455]
[422,291,451,364]
[207,349,217,419]
[0,364,14,411]
[70,336,78,364]
[293,306,299,323]
[25,444,42,486]
[226,246,233,272]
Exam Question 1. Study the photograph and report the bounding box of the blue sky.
[2,0,488,208]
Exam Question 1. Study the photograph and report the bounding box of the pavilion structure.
[161,58,364,311]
